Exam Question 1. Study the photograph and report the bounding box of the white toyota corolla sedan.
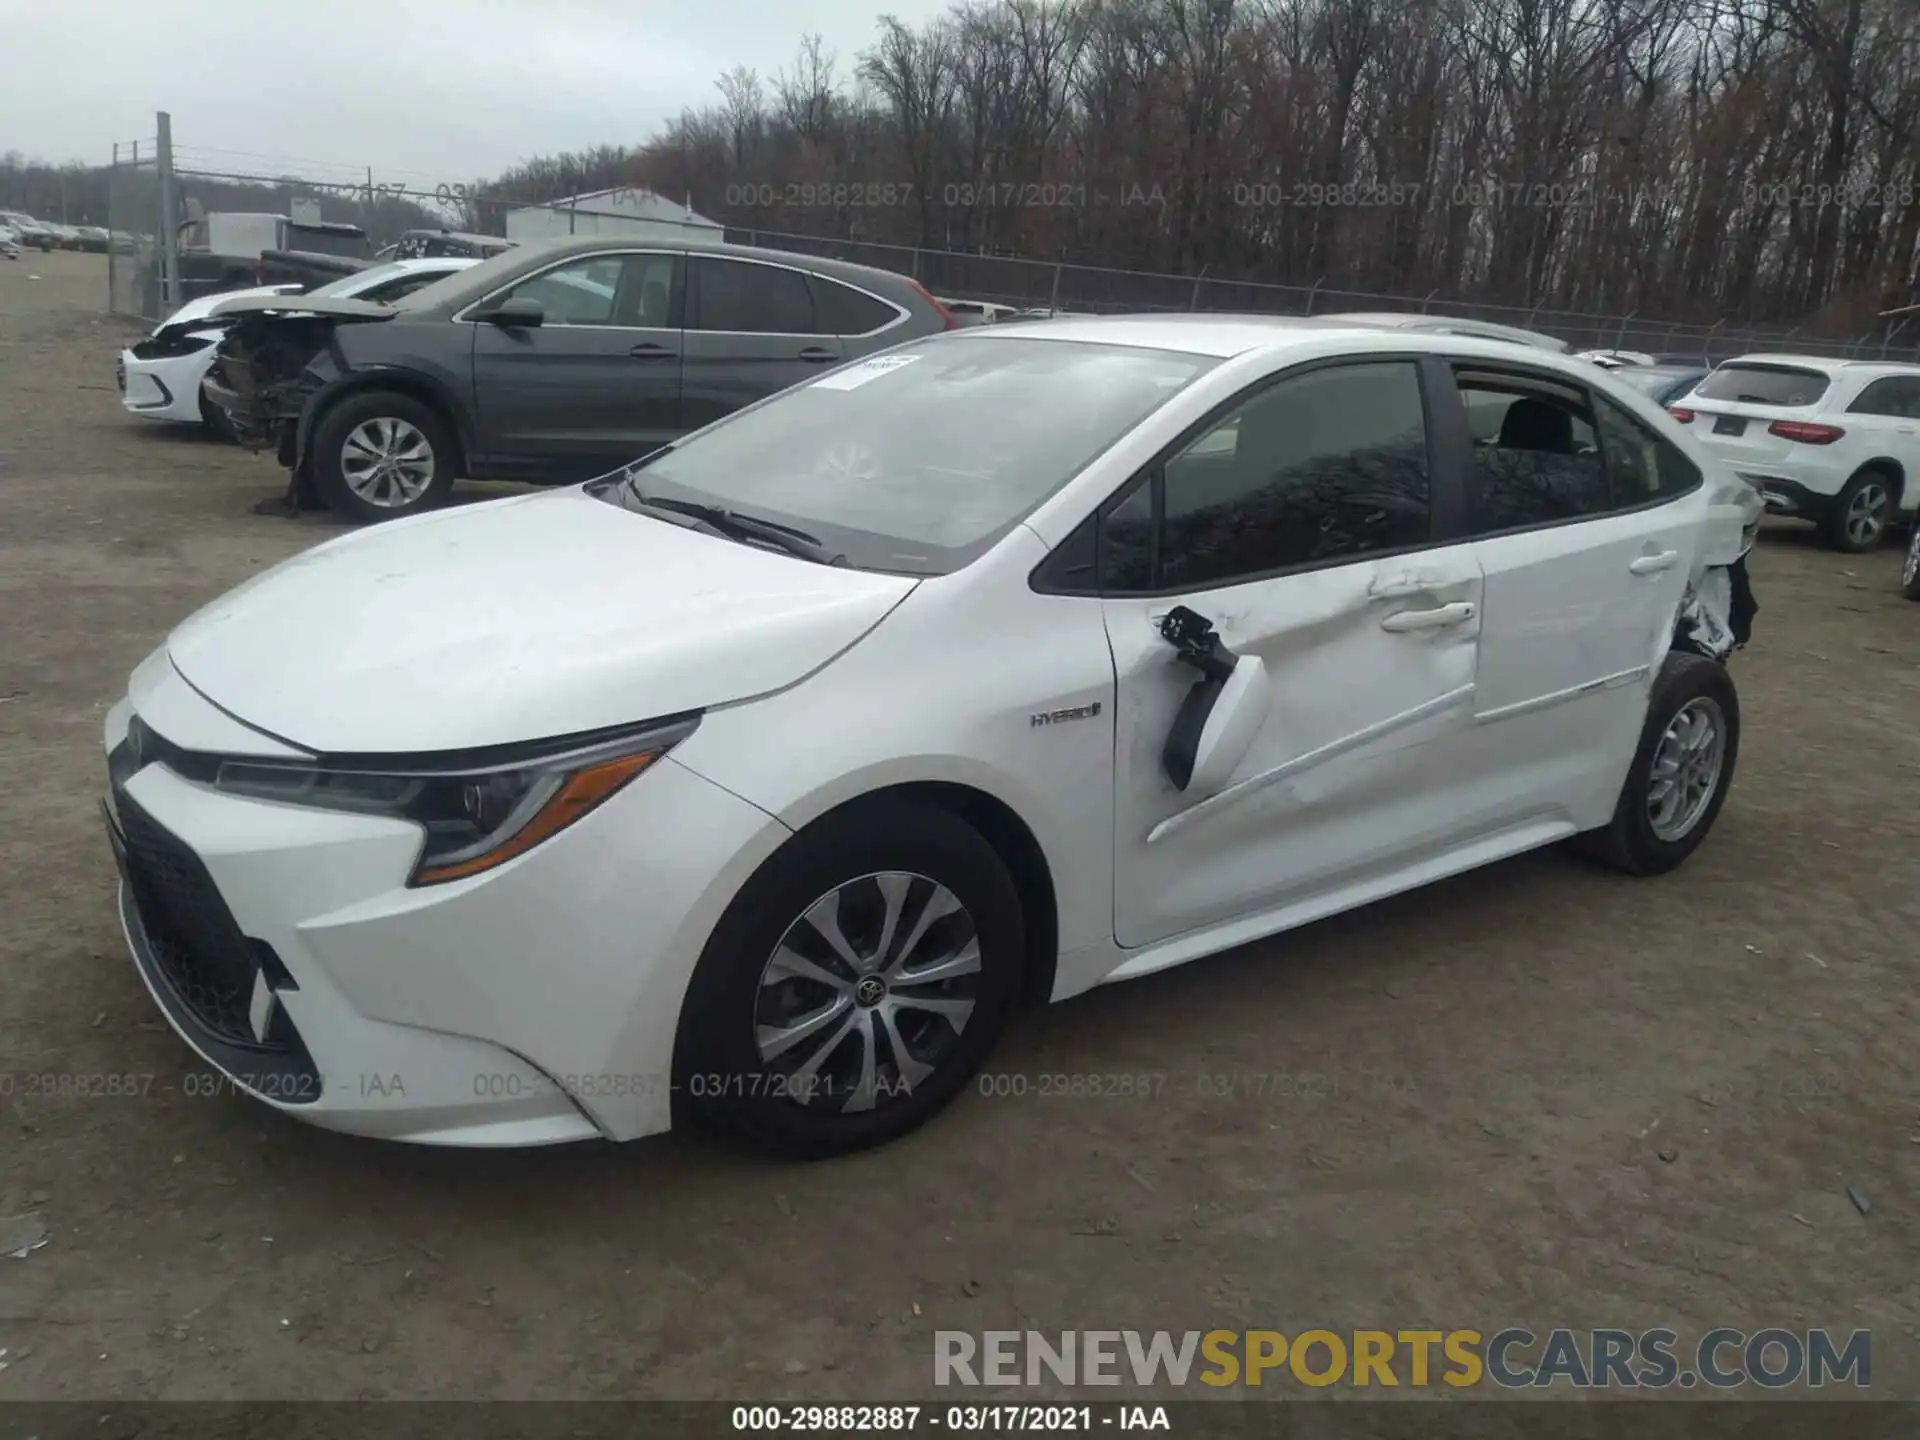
[103,315,1763,1157]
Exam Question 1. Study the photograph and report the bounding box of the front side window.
[693,257,818,334]
[1148,361,1432,591]
[621,336,1216,574]
[1457,371,1610,531]
[504,255,626,326]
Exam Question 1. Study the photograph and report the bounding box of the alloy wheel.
[340,417,436,508]
[1646,697,1727,843]
[1844,480,1890,548]
[1904,523,1920,590]
[754,872,981,1114]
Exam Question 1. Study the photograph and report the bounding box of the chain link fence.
[102,122,1920,363]
[728,225,1920,364]
[104,141,160,322]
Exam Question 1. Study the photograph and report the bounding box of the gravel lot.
[1,249,1917,1402]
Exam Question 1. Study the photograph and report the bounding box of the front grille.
[115,356,126,393]
[114,786,279,1049]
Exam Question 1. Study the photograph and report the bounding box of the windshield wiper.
[628,490,845,566]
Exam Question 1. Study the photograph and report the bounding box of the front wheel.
[1902,521,1920,601]
[311,391,457,524]
[1577,653,1740,876]
[1822,470,1895,553]
[675,798,1026,1158]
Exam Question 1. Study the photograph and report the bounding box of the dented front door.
[1105,544,1487,950]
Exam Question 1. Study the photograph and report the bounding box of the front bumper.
[102,664,791,1146]
[119,345,215,424]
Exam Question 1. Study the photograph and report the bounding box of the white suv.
[1673,355,1920,552]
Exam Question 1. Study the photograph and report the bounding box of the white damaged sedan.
[103,316,1762,1156]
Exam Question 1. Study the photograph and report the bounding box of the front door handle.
[1380,602,1475,633]
[1628,550,1680,576]
[629,342,677,360]
[797,346,838,363]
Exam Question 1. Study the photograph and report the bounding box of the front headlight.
[213,716,697,886]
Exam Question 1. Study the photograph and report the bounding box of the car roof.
[1718,353,1920,376]
[1323,311,1568,349]
[401,232,931,314]
[970,311,1583,360]
[507,232,916,289]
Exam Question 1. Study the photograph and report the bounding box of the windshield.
[1616,367,1695,397]
[1692,363,1831,407]
[612,335,1217,574]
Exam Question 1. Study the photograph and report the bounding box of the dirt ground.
[0,248,1916,1404]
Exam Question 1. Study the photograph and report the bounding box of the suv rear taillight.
[909,278,959,330]
[1667,406,1695,423]
[1767,419,1845,445]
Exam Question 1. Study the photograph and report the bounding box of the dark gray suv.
[206,236,957,522]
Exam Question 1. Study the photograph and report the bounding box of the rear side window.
[693,257,817,334]
[1594,395,1702,504]
[813,278,900,336]
[1691,364,1831,407]
[1456,370,1611,531]
[1848,376,1920,418]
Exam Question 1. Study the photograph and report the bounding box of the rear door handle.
[797,346,838,363]
[1380,602,1475,633]
[629,342,677,360]
[1628,550,1680,576]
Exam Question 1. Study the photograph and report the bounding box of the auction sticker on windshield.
[811,354,923,390]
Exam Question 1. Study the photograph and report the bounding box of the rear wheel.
[1577,653,1740,877]
[311,391,457,524]
[1902,520,1920,601]
[1822,469,1895,553]
[675,798,1025,1158]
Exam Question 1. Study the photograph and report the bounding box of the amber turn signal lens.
[412,748,665,885]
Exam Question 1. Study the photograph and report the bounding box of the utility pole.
[156,111,181,313]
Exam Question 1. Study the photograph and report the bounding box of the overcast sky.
[0,0,949,180]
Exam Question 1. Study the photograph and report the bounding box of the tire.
[674,797,1026,1159]
[1577,652,1740,877]
[198,385,238,443]
[1902,521,1920,601]
[310,390,457,524]
[1821,468,1897,553]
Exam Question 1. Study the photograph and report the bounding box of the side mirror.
[1156,607,1270,793]
[475,296,543,328]
[1165,653,1270,794]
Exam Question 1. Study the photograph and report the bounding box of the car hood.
[164,487,920,754]
[205,294,396,322]
[158,284,298,331]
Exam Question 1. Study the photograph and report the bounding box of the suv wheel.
[1823,469,1895,553]
[311,391,457,524]
[1576,652,1740,877]
[1902,521,1920,601]
[675,798,1025,1158]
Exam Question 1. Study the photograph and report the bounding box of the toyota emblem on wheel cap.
[855,976,887,1007]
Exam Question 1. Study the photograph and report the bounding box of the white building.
[504,187,724,244]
